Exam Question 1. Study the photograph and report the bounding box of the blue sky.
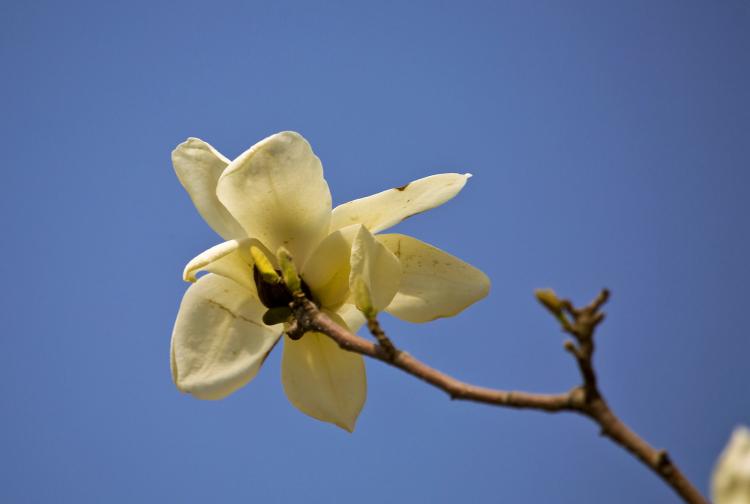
[1,1,748,502]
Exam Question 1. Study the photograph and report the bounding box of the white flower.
[713,426,750,504]
[170,131,490,431]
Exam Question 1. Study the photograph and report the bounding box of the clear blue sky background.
[1,1,748,502]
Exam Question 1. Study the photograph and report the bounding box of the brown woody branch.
[288,290,709,504]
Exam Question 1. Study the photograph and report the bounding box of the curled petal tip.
[182,266,197,283]
[464,173,473,179]
[172,137,203,154]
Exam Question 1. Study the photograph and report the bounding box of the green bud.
[277,247,301,294]
[250,245,280,284]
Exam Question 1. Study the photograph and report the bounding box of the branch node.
[560,299,578,317]
[655,449,672,469]
[566,386,586,410]
[284,319,306,341]
[563,339,579,357]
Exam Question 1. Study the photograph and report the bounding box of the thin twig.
[289,290,709,504]
[365,316,397,360]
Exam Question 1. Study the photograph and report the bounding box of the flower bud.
[250,245,280,284]
[277,247,301,294]
[535,288,563,314]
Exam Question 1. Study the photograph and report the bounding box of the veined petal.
[281,311,366,432]
[350,226,401,313]
[172,138,246,240]
[216,131,332,265]
[378,234,489,323]
[330,173,471,234]
[183,239,257,294]
[171,274,282,400]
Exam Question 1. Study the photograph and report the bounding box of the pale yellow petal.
[349,225,401,312]
[330,173,471,234]
[182,239,257,293]
[378,234,489,323]
[300,227,355,310]
[172,138,246,240]
[216,131,332,265]
[335,304,367,334]
[713,426,750,504]
[281,312,366,432]
[171,274,281,400]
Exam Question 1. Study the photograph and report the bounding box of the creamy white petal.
[172,138,246,240]
[301,228,354,310]
[281,312,366,432]
[378,234,489,323]
[171,274,282,400]
[713,426,750,504]
[216,131,332,265]
[350,225,401,312]
[330,173,471,234]
[183,239,256,293]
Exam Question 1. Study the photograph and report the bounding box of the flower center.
[253,266,313,309]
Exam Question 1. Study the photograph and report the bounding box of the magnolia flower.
[713,426,750,504]
[170,131,489,431]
